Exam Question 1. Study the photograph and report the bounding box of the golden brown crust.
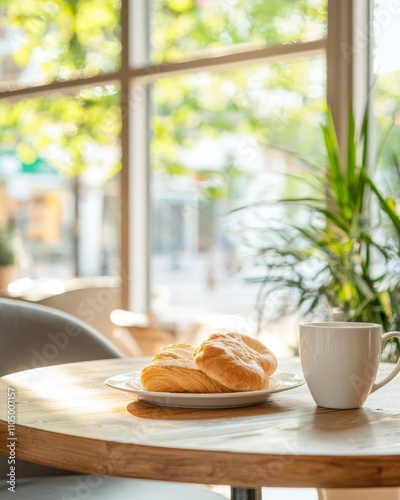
[193,332,278,392]
[140,365,232,393]
[237,333,278,376]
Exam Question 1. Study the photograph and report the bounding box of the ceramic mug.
[298,322,400,409]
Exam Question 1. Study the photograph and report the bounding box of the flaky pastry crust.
[140,364,232,393]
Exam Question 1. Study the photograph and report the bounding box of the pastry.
[193,332,277,392]
[140,334,278,393]
[140,342,232,393]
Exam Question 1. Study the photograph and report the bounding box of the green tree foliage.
[0,0,121,179]
[151,0,327,63]
[150,0,327,192]
[151,59,326,196]
[4,0,120,80]
[0,88,121,177]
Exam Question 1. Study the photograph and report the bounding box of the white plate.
[104,371,304,409]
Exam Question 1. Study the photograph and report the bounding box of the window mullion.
[327,0,371,156]
[327,0,354,157]
[121,0,151,313]
[0,72,121,101]
[129,38,327,83]
[120,0,131,310]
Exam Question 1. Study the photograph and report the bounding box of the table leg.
[230,487,262,500]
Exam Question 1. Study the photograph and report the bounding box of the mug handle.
[370,331,400,394]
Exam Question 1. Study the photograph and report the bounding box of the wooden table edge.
[1,422,400,489]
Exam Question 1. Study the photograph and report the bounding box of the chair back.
[0,298,122,478]
[36,281,141,356]
[37,279,121,339]
[0,298,122,377]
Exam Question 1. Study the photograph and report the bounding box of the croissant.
[140,334,278,393]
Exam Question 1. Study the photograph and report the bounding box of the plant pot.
[0,265,17,290]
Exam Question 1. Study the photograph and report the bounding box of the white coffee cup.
[298,322,400,409]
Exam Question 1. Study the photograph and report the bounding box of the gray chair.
[0,298,225,500]
[0,297,123,378]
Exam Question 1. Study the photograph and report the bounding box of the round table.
[1,357,400,499]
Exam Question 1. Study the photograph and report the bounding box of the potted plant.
[0,226,17,289]
[242,107,400,361]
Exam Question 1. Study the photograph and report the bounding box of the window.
[1,1,383,343]
[150,58,326,321]
[373,0,400,182]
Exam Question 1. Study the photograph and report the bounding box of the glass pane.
[372,1,400,347]
[150,58,326,338]
[0,85,121,284]
[0,0,121,90]
[150,0,327,64]
[373,0,400,175]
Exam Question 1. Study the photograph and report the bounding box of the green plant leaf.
[361,169,400,244]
